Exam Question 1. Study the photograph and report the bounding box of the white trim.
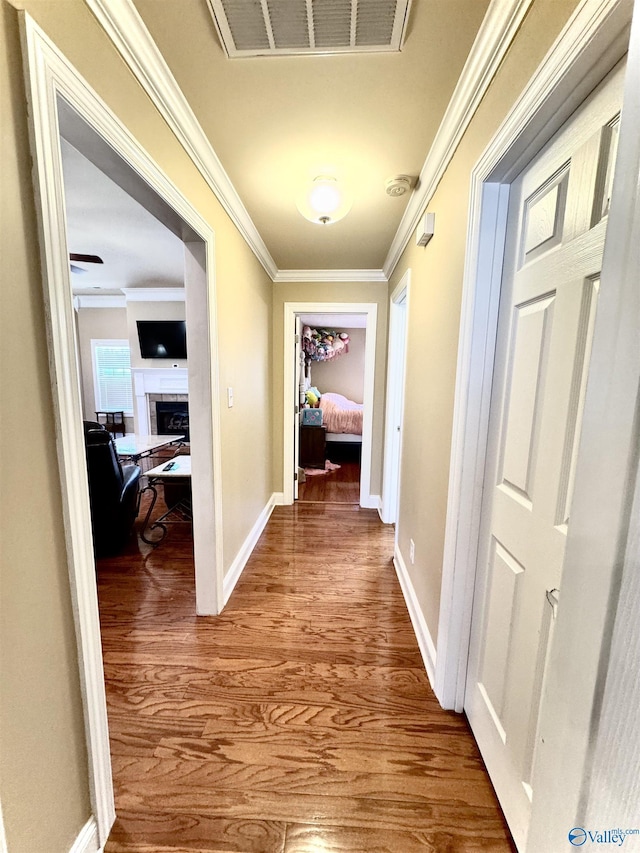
[380,269,410,525]
[273,269,388,283]
[393,544,437,688]
[435,0,633,715]
[360,493,381,510]
[85,0,278,280]
[282,302,378,507]
[382,0,534,278]
[272,492,286,506]
[121,287,185,301]
[74,294,126,309]
[69,818,100,853]
[19,13,225,845]
[222,494,278,606]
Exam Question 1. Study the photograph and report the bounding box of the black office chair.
[83,421,141,557]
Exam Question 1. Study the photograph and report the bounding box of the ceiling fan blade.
[69,253,104,264]
[70,264,87,275]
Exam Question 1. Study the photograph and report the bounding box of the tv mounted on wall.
[136,320,187,359]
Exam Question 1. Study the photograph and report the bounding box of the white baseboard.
[393,544,437,690]
[69,818,100,853]
[223,494,277,606]
[271,491,286,506]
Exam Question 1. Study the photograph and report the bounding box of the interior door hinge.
[294,472,298,481]
[295,334,300,344]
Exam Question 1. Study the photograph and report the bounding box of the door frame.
[283,302,378,507]
[20,14,224,845]
[380,270,411,524]
[435,0,633,713]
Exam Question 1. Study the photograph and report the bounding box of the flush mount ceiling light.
[296,176,352,226]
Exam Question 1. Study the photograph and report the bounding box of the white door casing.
[381,270,410,524]
[294,316,302,499]
[282,302,378,508]
[464,62,625,851]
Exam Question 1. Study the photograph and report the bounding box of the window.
[91,340,133,414]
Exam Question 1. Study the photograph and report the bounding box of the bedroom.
[296,313,367,504]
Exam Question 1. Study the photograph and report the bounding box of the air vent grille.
[208,0,411,57]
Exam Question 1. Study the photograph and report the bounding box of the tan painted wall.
[127,299,186,368]
[76,306,135,430]
[0,4,91,851]
[1,0,273,849]
[311,327,366,403]
[388,0,581,643]
[272,283,388,497]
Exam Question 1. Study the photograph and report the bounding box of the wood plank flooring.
[297,461,360,503]
[98,502,514,852]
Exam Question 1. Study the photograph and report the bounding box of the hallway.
[98,504,514,852]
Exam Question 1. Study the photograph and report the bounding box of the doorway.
[296,312,366,504]
[21,17,224,844]
[283,302,378,508]
[464,61,625,851]
[381,270,410,524]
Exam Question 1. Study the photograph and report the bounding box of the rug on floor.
[304,460,341,477]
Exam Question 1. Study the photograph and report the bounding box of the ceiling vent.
[207,0,412,58]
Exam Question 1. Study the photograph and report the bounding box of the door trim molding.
[283,302,378,507]
[19,14,224,844]
[380,270,410,524]
[435,0,633,712]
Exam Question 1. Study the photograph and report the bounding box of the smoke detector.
[385,176,413,197]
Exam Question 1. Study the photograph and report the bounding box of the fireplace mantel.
[132,368,188,436]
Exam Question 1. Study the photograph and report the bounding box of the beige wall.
[272,283,388,497]
[76,306,134,430]
[310,327,366,404]
[388,0,581,643]
[0,4,91,851]
[1,0,274,848]
[126,299,186,368]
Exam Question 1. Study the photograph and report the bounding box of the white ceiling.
[60,138,185,294]
[60,0,493,288]
[299,313,367,328]
[131,0,492,271]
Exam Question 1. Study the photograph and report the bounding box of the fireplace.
[155,401,189,441]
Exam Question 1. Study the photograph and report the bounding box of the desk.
[115,434,185,462]
[140,455,191,545]
[95,410,126,437]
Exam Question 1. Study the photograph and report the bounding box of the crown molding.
[85,0,278,280]
[382,0,534,279]
[73,294,127,309]
[273,269,388,283]
[121,287,186,301]
[86,0,532,285]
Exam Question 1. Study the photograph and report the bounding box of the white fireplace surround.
[132,368,188,436]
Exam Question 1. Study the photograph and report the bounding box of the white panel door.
[465,62,625,852]
[294,316,302,499]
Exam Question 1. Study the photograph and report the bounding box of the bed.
[320,392,363,443]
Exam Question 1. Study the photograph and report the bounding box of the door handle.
[546,588,560,617]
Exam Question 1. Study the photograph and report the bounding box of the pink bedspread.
[320,392,363,435]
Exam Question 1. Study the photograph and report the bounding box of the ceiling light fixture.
[296,176,352,226]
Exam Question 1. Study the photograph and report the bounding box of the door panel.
[465,61,624,852]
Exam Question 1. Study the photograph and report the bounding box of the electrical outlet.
[409,538,415,564]
[227,386,234,408]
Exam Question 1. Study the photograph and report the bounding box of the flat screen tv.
[137,320,187,359]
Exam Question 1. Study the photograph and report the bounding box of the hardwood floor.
[98,502,514,852]
[297,461,360,503]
